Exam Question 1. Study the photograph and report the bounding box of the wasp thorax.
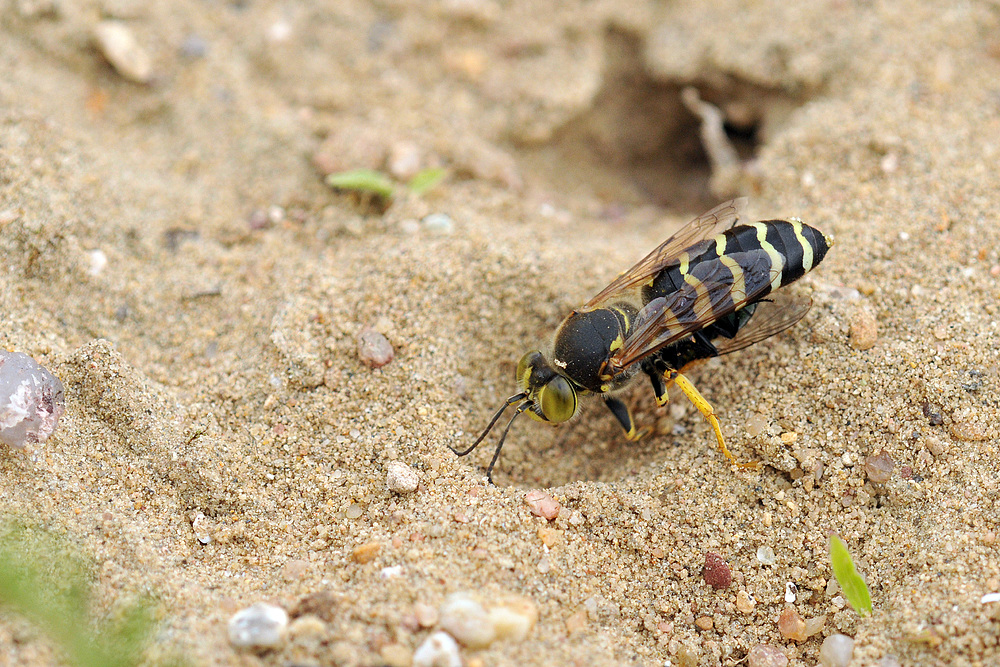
[515,350,578,423]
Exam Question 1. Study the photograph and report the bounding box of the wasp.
[454,198,833,483]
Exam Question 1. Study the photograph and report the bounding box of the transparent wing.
[607,249,781,374]
[714,293,813,356]
[581,198,748,311]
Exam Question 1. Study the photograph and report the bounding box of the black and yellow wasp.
[454,198,833,483]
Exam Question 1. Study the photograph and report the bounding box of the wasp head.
[516,350,579,424]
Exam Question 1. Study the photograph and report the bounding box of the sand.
[1,1,999,665]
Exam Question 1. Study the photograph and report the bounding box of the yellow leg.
[667,371,759,470]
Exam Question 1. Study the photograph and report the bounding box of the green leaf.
[325,169,395,198]
[407,167,446,195]
[829,534,872,617]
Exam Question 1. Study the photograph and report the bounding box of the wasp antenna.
[485,401,532,485]
[451,392,527,457]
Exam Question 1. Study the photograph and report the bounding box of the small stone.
[865,451,895,483]
[414,602,439,628]
[287,614,326,640]
[440,593,494,648]
[747,644,788,667]
[412,631,462,667]
[848,306,878,350]
[488,597,538,642]
[228,603,289,650]
[703,552,732,590]
[387,461,419,494]
[94,20,153,83]
[818,633,855,667]
[695,615,714,631]
[357,328,394,368]
[565,609,588,633]
[191,512,212,545]
[745,413,769,437]
[388,141,423,181]
[421,213,454,235]
[537,526,563,548]
[523,490,560,520]
[777,607,806,641]
[0,351,66,449]
[351,542,381,564]
[736,590,756,613]
[756,546,776,565]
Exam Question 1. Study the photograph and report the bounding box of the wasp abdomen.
[644,220,831,305]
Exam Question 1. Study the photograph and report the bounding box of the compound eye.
[516,350,543,387]
[538,375,577,423]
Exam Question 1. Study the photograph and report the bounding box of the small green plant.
[829,533,872,617]
[325,166,447,201]
[325,168,396,199]
[0,519,159,667]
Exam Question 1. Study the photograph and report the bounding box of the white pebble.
[0,351,65,449]
[412,631,462,667]
[488,598,538,642]
[818,633,855,667]
[784,581,798,604]
[387,460,419,494]
[421,213,454,235]
[756,546,776,565]
[228,603,289,650]
[439,593,494,648]
[94,20,153,83]
[87,249,108,276]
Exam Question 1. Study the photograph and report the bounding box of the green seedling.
[325,166,447,202]
[407,167,446,195]
[829,533,872,617]
[325,169,396,199]
[0,519,159,667]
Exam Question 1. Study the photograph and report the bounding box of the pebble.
[488,597,538,642]
[864,450,895,483]
[412,631,462,667]
[414,602,439,628]
[94,20,153,83]
[777,607,826,641]
[421,213,454,235]
[351,541,381,564]
[747,644,788,667]
[702,552,732,590]
[523,490,561,520]
[756,546,776,565]
[0,351,66,449]
[228,603,289,650]
[440,593,494,648]
[388,141,423,180]
[190,512,212,545]
[695,615,714,631]
[848,306,878,350]
[357,328,394,368]
[818,633,855,667]
[736,590,756,613]
[386,461,419,493]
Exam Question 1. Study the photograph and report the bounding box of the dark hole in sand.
[515,27,803,213]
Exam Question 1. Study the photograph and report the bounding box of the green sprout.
[406,167,447,195]
[325,166,447,202]
[829,534,872,617]
[325,169,396,199]
[0,519,159,667]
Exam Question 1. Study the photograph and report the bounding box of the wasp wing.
[581,198,748,311]
[713,293,813,356]
[608,249,781,373]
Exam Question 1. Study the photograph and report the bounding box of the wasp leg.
[644,366,670,407]
[604,396,648,441]
[664,370,759,470]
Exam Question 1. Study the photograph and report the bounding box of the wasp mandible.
[454,198,833,483]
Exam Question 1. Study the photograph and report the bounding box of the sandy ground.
[1,1,999,665]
